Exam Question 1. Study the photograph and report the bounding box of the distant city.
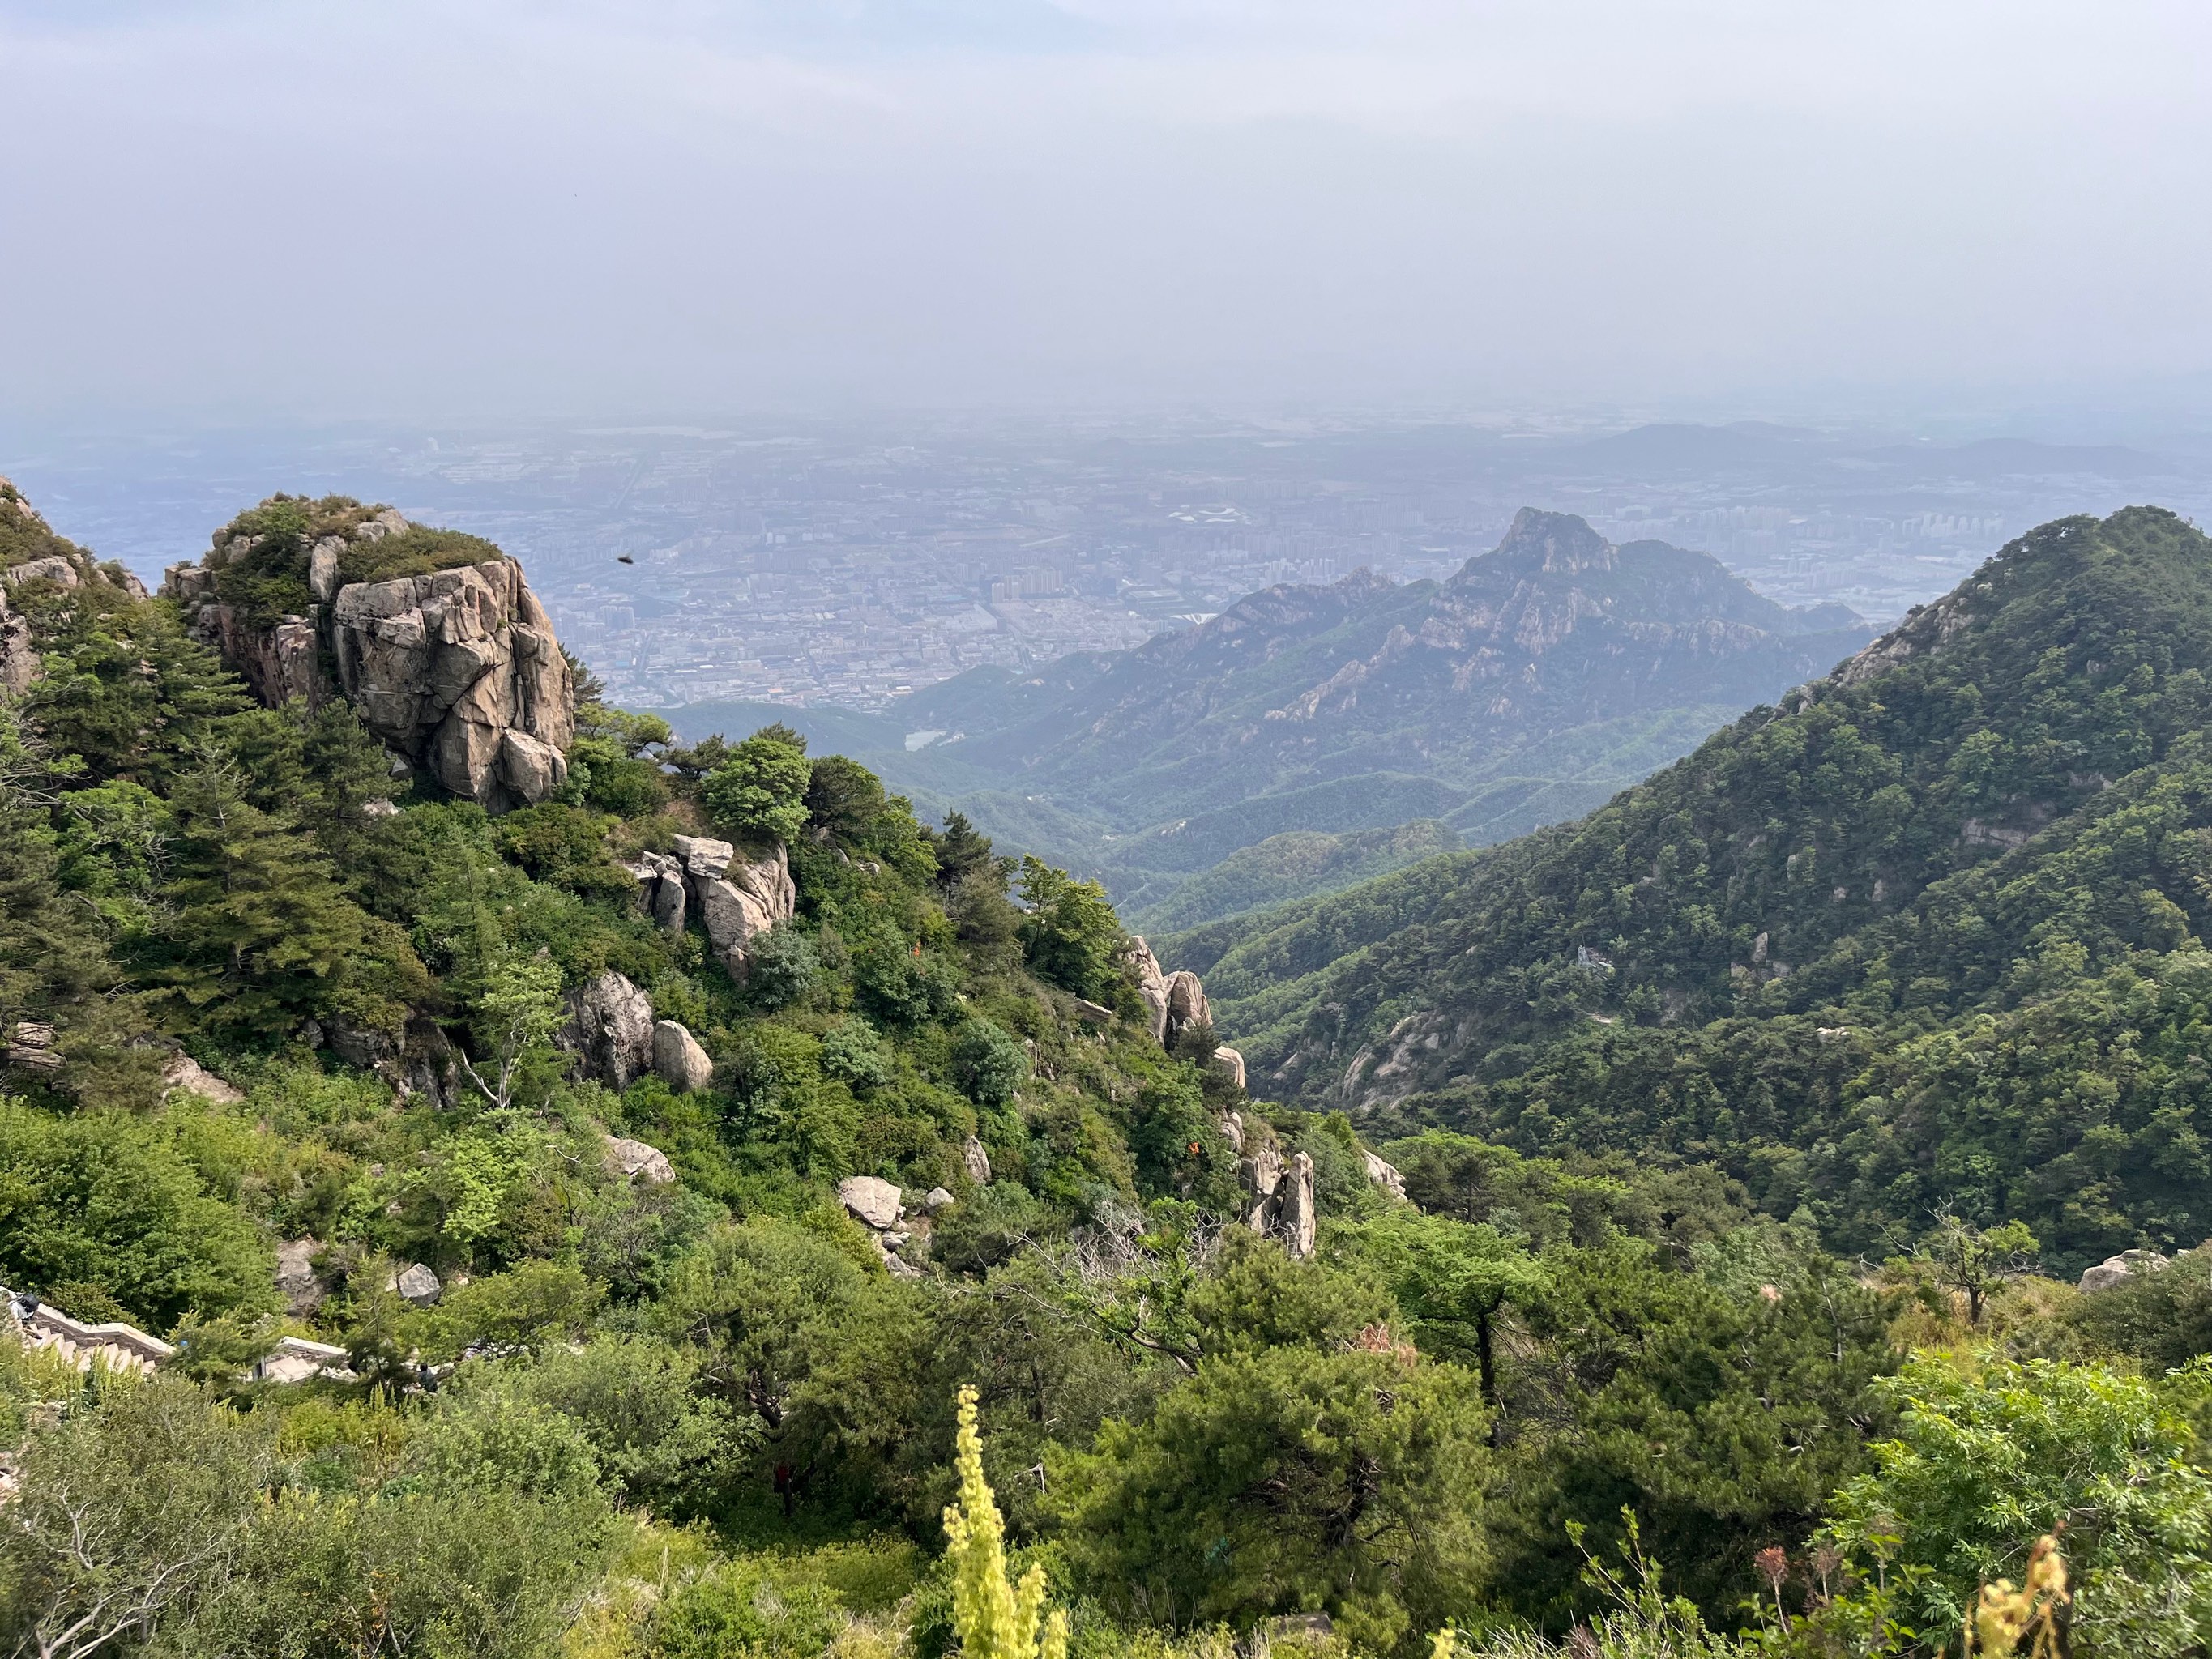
[11,414,2210,711]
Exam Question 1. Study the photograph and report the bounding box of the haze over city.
[6,1,2212,420]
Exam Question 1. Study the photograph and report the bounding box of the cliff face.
[329,559,572,809]
[164,499,573,812]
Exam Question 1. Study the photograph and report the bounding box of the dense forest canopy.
[2,485,2210,1659]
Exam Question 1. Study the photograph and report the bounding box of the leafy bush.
[951,1019,1030,1109]
[0,1099,278,1329]
[1819,1356,2212,1657]
[1016,856,1124,1003]
[702,730,813,847]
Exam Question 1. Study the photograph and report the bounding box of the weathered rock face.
[2079,1248,2170,1294]
[559,971,655,1090]
[608,1136,676,1184]
[963,1135,993,1185]
[164,510,573,812]
[1163,970,1210,1048]
[838,1175,903,1230]
[1126,938,1172,1043]
[1210,1046,1246,1090]
[652,1019,714,1092]
[390,1263,443,1305]
[836,1176,925,1276]
[162,1052,246,1105]
[331,558,573,811]
[274,1239,327,1316]
[634,836,796,979]
[0,585,33,694]
[1239,1146,1317,1259]
[1361,1149,1407,1203]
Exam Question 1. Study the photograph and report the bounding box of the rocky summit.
[163,495,573,811]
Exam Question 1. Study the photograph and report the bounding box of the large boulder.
[161,1052,246,1105]
[1361,1149,1407,1203]
[1238,1145,1317,1260]
[1210,1046,1247,1090]
[1126,937,1172,1043]
[837,1176,903,1230]
[607,1136,676,1184]
[652,1019,714,1092]
[626,851,688,932]
[675,838,796,979]
[274,1238,327,1315]
[2079,1248,2170,1294]
[1164,971,1210,1047]
[559,971,655,1090]
[331,558,573,812]
[389,1263,443,1305]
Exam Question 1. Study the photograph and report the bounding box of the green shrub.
[950,1019,1030,1110]
[702,731,812,847]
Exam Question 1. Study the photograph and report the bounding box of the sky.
[4,1,2212,423]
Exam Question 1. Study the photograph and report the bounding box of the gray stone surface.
[161,1052,246,1105]
[1164,970,1211,1047]
[274,1238,327,1315]
[1361,1149,1407,1203]
[1211,1045,1246,1090]
[608,1136,676,1184]
[1126,937,1171,1043]
[692,847,795,979]
[838,1175,903,1230]
[166,518,574,812]
[2079,1248,2171,1294]
[963,1135,993,1185]
[652,1019,715,1092]
[391,1263,443,1305]
[560,970,655,1090]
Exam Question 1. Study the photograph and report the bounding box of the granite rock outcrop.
[162,504,573,812]
[628,836,796,979]
[559,970,656,1090]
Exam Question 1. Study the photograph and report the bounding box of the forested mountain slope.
[1181,506,2212,1268]
[14,481,2212,1659]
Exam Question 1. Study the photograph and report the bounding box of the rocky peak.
[163,497,574,812]
[1458,507,1618,580]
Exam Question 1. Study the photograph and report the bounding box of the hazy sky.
[5,1,2210,421]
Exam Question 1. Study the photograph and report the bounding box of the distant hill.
[665,509,1871,925]
[1129,820,1459,933]
[1168,505,2212,1269]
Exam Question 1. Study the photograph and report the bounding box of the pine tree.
[145,748,426,1038]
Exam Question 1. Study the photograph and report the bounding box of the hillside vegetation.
[3,485,2211,1659]
[1179,507,2212,1271]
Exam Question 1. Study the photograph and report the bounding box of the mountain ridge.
[1173,504,2212,1266]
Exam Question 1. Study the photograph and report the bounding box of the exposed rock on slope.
[560,970,656,1090]
[331,559,572,808]
[162,498,574,812]
[628,836,796,979]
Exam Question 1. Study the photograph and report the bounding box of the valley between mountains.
[6,480,2212,1659]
